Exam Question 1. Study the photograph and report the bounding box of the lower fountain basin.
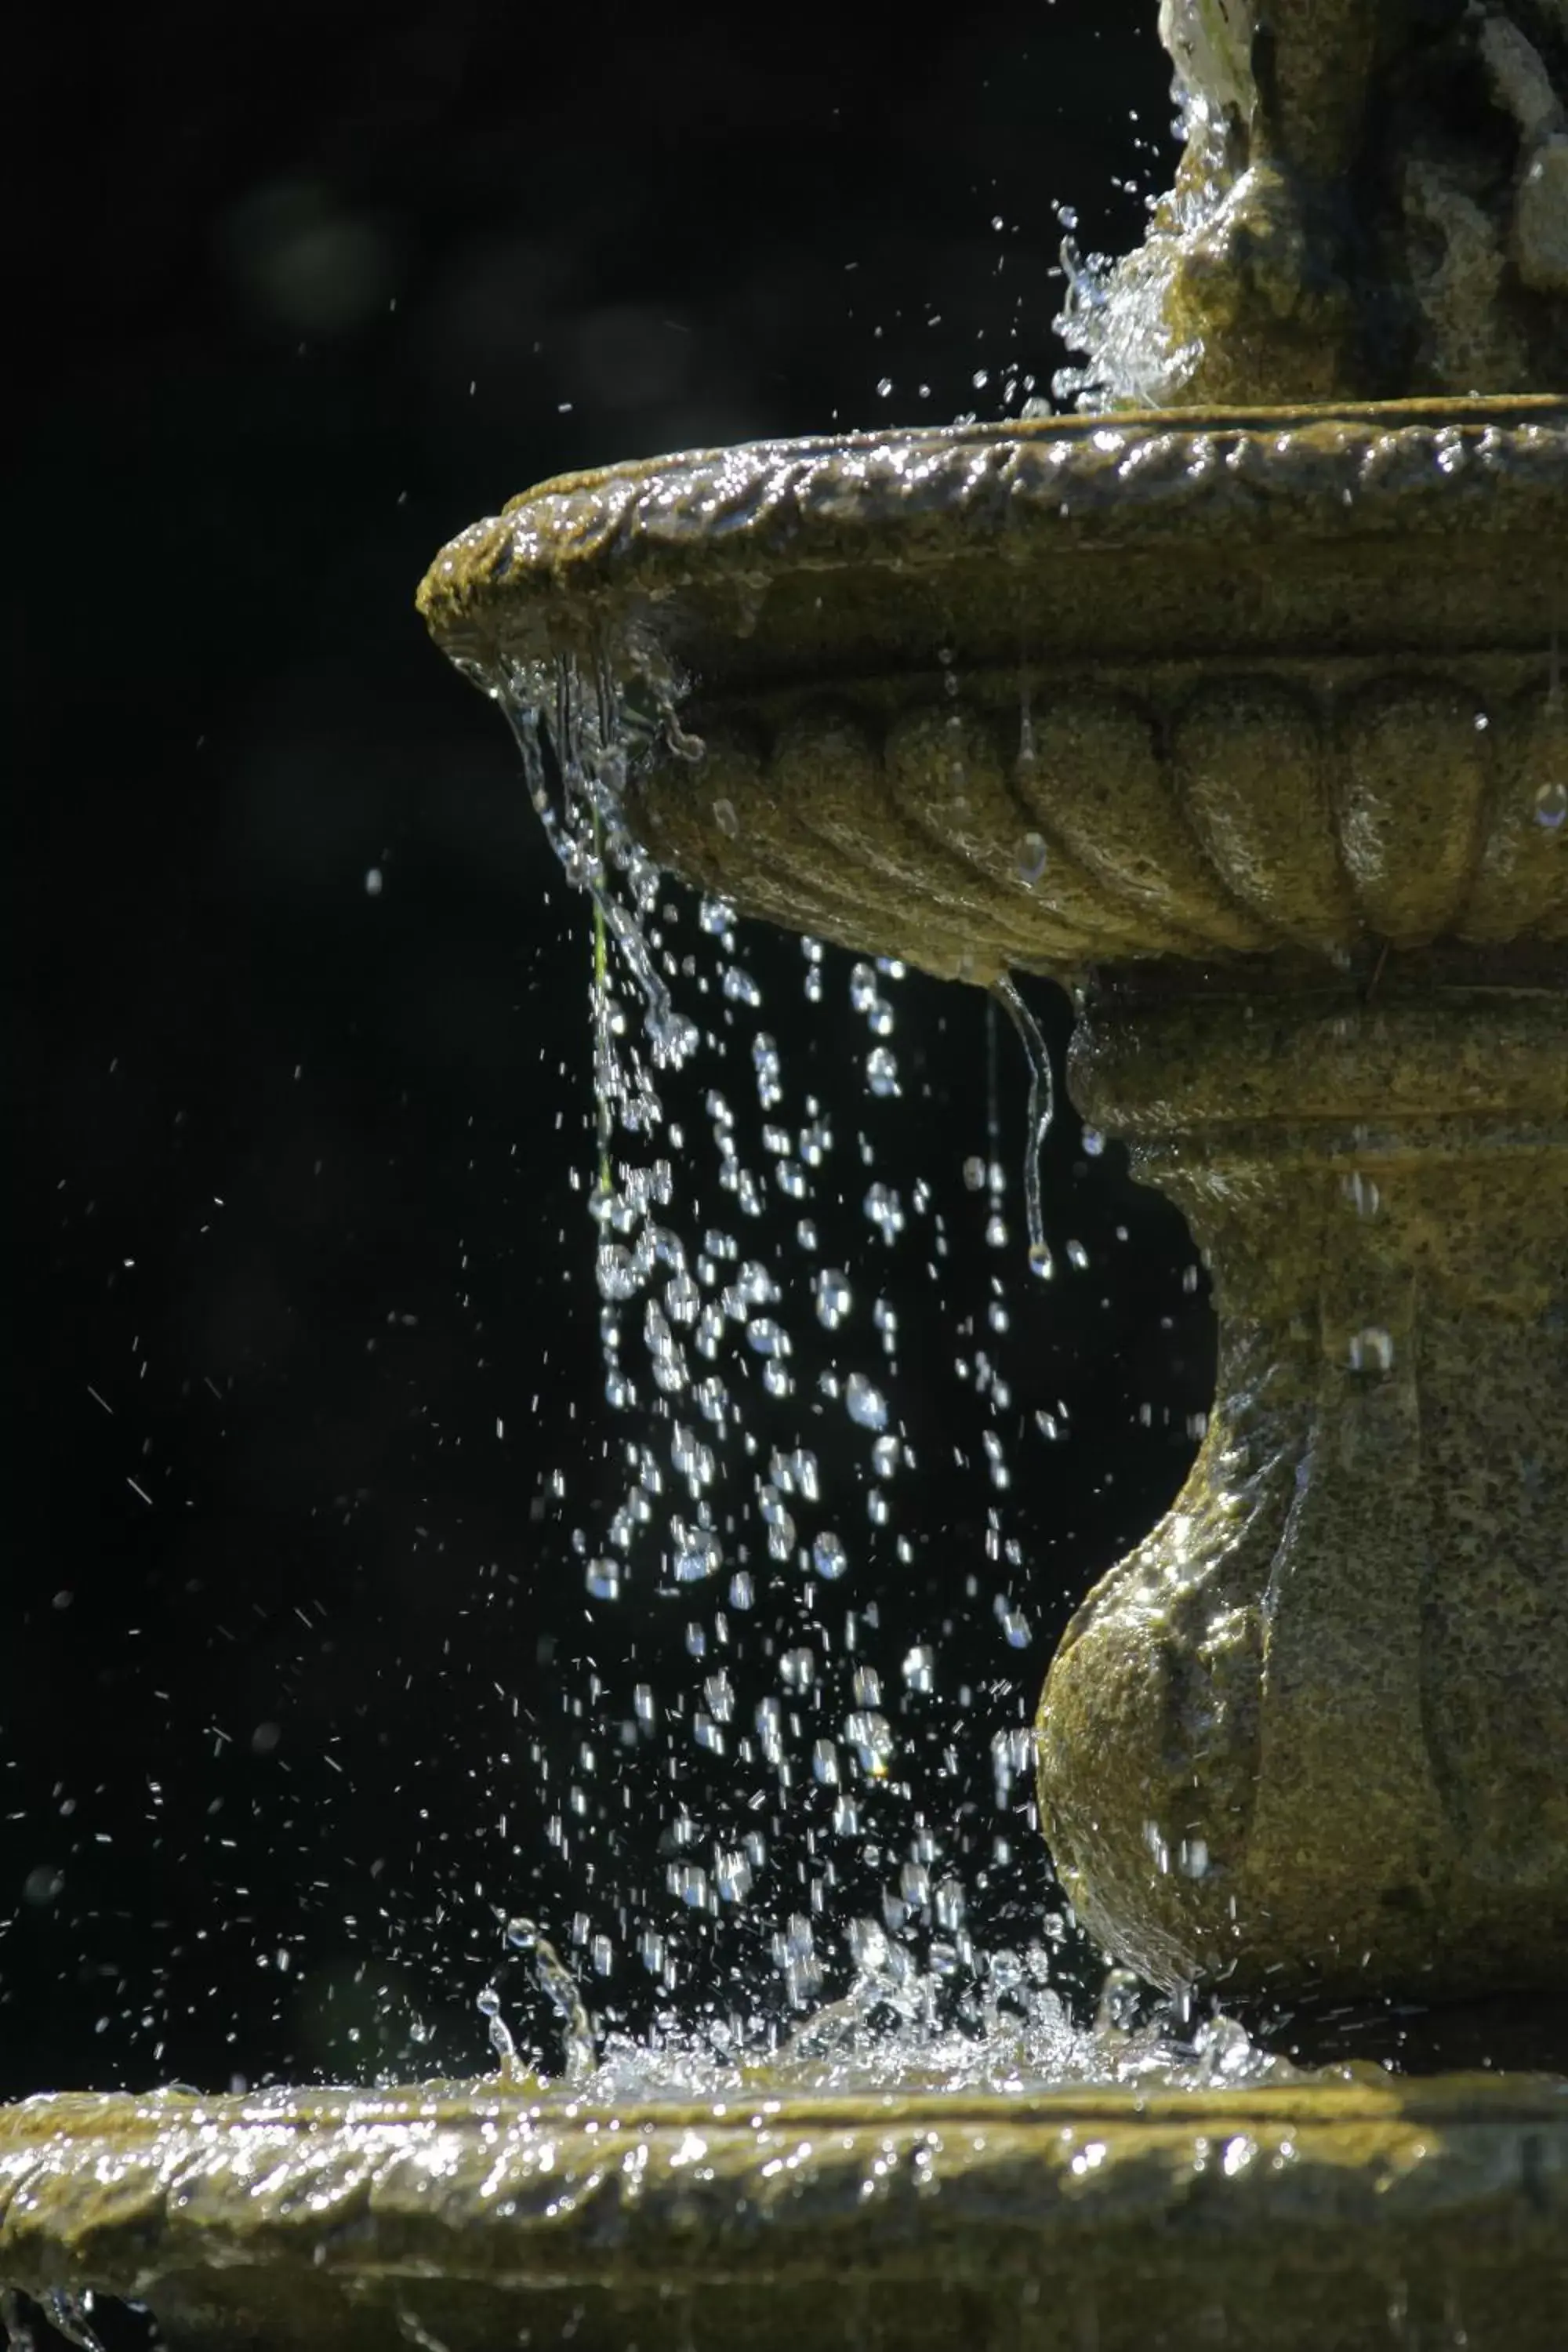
[3,2075,1566,2350]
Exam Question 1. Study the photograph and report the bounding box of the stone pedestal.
[1038,967,1568,2003]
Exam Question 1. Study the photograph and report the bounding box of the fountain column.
[1040,964,1568,2009]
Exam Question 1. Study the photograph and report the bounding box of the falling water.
[448,640,1247,2096]
[993,974,1056,1282]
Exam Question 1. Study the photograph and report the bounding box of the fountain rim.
[5,2074,1567,2298]
[416,394,1568,670]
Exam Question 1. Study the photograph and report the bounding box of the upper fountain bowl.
[419,399,1568,985]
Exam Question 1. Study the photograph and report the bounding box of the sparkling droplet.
[811,1530,850,1581]
[1349,1326,1396,1373]
[863,1184,906,1244]
[866,1045,900,1097]
[1535,779,1567,829]
[1018,831,1049,884]
[844,1708,895,1774]
[813,1269,852,1329]
[844,1373,888,1431]
[585,1557,622,1602]
[902,1644,935,1693]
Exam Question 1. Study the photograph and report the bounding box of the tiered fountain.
[4,3,1565,2345]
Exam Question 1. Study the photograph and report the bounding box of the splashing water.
[457,639,1197,2087]
[1048,78,1224,412]
[485,1916,597,2083]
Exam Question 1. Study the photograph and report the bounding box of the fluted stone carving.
[633,671,1566,984]
[1043,978,1568,2002]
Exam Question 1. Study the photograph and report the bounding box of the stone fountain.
[3,5,1566,2346]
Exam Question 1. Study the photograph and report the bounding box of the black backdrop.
[8,0,1215,2105]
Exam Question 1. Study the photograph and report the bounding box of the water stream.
[448,647,1236,2099]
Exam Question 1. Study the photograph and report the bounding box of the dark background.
[7,0,1214,2103]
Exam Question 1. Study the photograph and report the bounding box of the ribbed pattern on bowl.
[632,670,1566,982]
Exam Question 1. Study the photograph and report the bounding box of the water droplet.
[713,797,739,838]
[994,1598,1032,1648]
[585,1557,622,1601]
[1535,779,1567,829]
[844,1709,895,1774]
[1348,1327,1395,1373]
[664,1271,701,1323]
[737,1259,777,1305]
[813,1268,852,1328]
[597,1243,641,1301]
[811,1530,850,1581]
[1017,831,1049,884]
[866,1045,900,1097]
[672,1529,722,1582]
[935,1878,967,1930]
[716,1848,753,1902]
[864,1184,906,1243]
[1343,1173,1381,1219]
[844,1373,888,1431]
[669,1862,712,1909]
